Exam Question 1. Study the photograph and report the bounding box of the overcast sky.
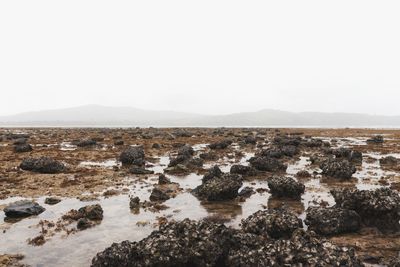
[0,0,399,116]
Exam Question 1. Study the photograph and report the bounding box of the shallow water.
[0,139,398,266]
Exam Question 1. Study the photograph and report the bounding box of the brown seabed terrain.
[0,127,399,266]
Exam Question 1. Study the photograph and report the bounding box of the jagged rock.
[91,219,362,267]
[244,135,256,144]
[238,187,255,198]
[4,200,45,218]
[119,146,145,166]
[193,173,243,201]
[268,176,305,199]
[296,170,311,178]
[273,136,301,146]
[249,156,287,172]
[330,148,363,163]
[150,183,181,202]
[129,197,140,209]
[241,208,302,239]
[168,145,195,167]
[320,158,356,179]
[164,164,189,174]
[202,165,223,183]
[208,139,233,149]
[331,188,400,233]
[230,165,258,176]
[305,207,361,236]
[20,157,65,174]
[14,144,33,153]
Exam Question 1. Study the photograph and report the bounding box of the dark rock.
[380,156,398,166]
[249,156,287,172]
[14,144,33,153]
[77,218,93,230]
[151,143,161,149]
[158,174,171,185]
[164,164,189,174]
[4,200,45,218]
[129,196,140,209]
[208,139,233,149]
[268,176,305,199]
[273,136,301,146]
[193,173,243,201]
[129,166,154,175]
[241,208,302,239]
[202,165,223,183]
[78,204,104,221]
[119,146,145,166]
[20,157,65,174]
[367,135,384,144]
[199,151,218,161]
[305,207,361,236]
[238,187,255,198]
[114,140,124,146]
[149,183,181,202]
[76,139,97,147]
[281,145,299,157]
[230,165,258,176]
[296,170,311,178]
[13,138,28,145]
[330,148,363,163]
[331,188,400,233]
[91,219,363,267]
[260,148,284,158]
[320,158,356,179]
[44,197,61,205]
[244,135,256,144]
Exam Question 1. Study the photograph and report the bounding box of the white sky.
[0,0,399,116]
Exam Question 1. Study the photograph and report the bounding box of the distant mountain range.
[1,105,400,127]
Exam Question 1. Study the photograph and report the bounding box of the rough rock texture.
[150,183,181,202]
[208,139,233,149]
[4,200,45,218]
[91,219,363,267]
[331,188,400,233]
[193,173,243,201]
[14,144,33,153]
[76,139,97,147]
[229,165,258,176]
[241,209,302,239]
[119,146,145,166]
[20,157,65,174]
[305,207,361,236]
[320,158,356,179]
[331,148,363,163]
[202,165,223,183]
[268,176,305,200]
[44,197,61,205]
[380,156,398,166]
[128,167,154,175]
[249,156,287,172]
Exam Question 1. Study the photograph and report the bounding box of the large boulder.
[249,156,287,172]
[331,188,400,233]
[193,173,243,201]
[320,158,356,179]
[4,200,45,218]
[119,146,145,166]
[305,207,361,236]
[91,219,363,267]
[14,144,33,153]
[330,148,363,164]
[241,208,302,239]
[20,157,65,174]
[230,165,258,176]
[268,176,305,200]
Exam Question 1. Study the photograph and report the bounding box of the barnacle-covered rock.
[14,143,33,153]
[305,207,361,236]
[268,176,305,200]
[193,173,243,201]
[119,146,145,166]
[331,188,400,233]
[230,165,258,176]
[168,145,194,167]
[380,156,398,166]
[330,148,363,164]
[202,165,223,183]
[320,158,356,179]
[241,208,302,239]
[150,183,181,202]
[249,156,287,172]
[20,156,65,174]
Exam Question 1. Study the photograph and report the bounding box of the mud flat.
[0,127,400,266]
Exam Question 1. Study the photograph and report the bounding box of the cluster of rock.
[91,215,363,267]
[20,156,65,174]
[165,145,203,174]
[331,188,400,233]
[329,148,363,164]
[320,158,356,179]
[249,156,287,172]
[62,204,104,230]
[149,174,182,202]
[119,146,145,166]
[192,166,243,201]
[267,176,305,200]
[208,139,233,149]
